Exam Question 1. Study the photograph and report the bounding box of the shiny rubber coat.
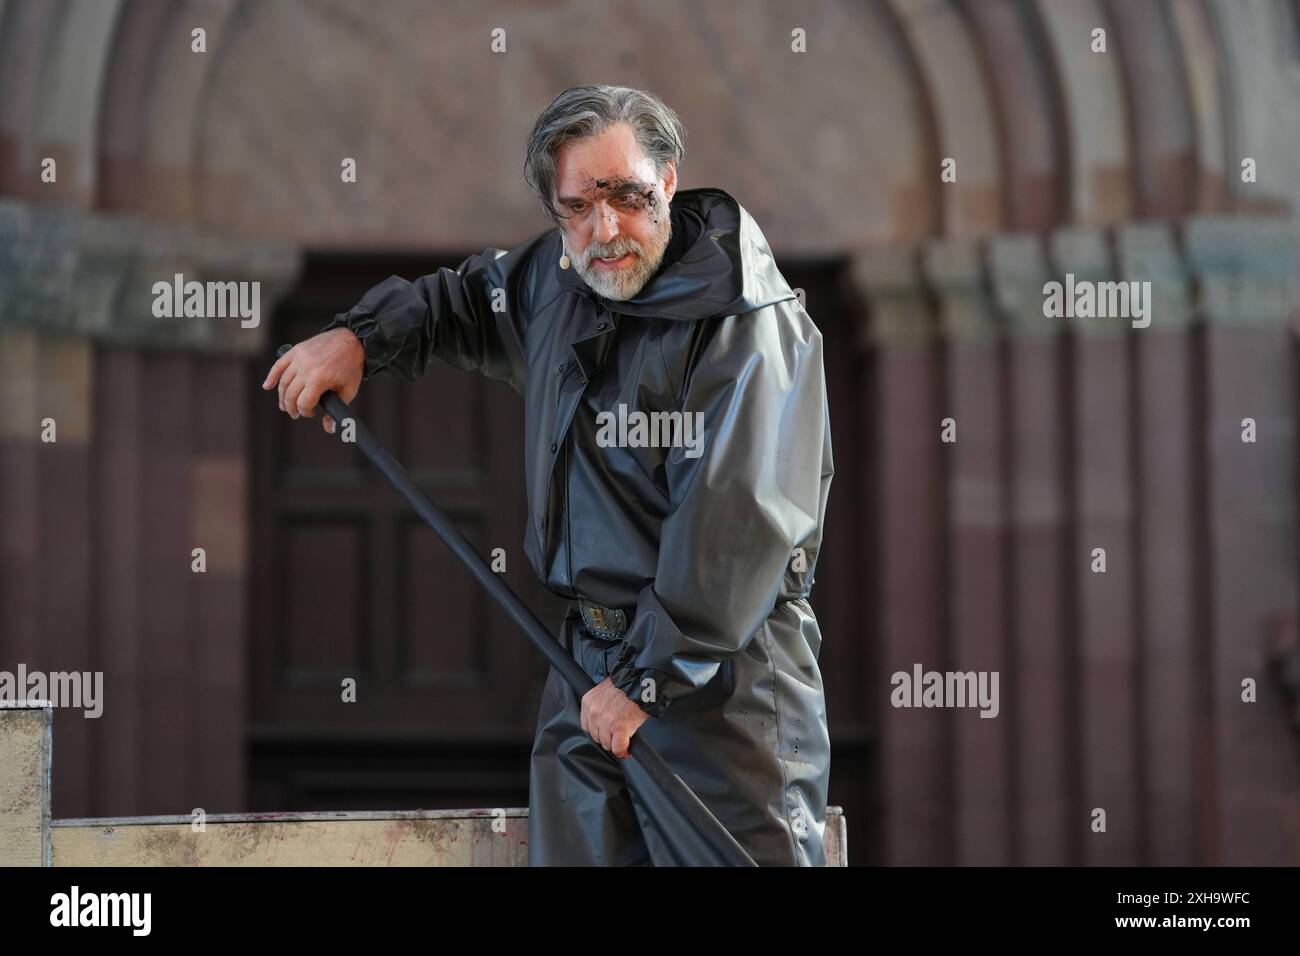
[323,187,834,865]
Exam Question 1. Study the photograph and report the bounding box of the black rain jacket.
[323,186,833,860]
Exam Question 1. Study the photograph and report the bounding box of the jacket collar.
[553,186,796,321]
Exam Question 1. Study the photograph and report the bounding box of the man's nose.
[594,202,620,244]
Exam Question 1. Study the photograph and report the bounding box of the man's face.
[553,122,677,301]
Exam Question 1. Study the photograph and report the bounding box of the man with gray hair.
[263,85,834,866]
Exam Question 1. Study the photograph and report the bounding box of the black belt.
[575,599,629,641]
[575,594,810,641]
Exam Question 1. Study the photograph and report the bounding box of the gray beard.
[567,216,672,301]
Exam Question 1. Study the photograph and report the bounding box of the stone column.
[923,236,1010,865]
[1049,225,1140,866]
[1116,221,1198,865]
[848,245,949,865]
[987,233,1070,865]
[1184,216,1300,865]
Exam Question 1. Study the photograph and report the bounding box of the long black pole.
[273,345,756,866]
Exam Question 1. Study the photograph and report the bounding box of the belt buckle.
[578,600,628,641]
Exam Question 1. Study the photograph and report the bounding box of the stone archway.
[1,0,1298,865]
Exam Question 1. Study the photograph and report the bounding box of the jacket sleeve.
[605,297,833,718]
[320,241,538,394]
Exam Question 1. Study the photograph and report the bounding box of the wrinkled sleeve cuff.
[321,307,395,381]
[607,643,671,719]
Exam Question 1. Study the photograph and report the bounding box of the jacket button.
[596,321,608,331]
[550,441,558,453]
[557,362,566,373]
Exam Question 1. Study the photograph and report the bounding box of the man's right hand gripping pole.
[262,327,366,433]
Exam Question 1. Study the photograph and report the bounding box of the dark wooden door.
[248,251,567,812]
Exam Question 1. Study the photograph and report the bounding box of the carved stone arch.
[0,0,64,198]
[1104,0,1198,218]
[96,0,180,211]
[964,0,1067,232]
[134,0,240,220]
[1167,0,1231,213]
[186,0,937,251]
[1205,0,1300,213]
[889,0,1003,238]
[28,0,122,207]
[1033,0,1134,225]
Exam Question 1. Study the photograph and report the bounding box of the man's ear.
[661,159,677,203]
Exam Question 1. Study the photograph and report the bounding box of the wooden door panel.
[278,517,369,686]
[250,252,557,742]
[395,514,490,689]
